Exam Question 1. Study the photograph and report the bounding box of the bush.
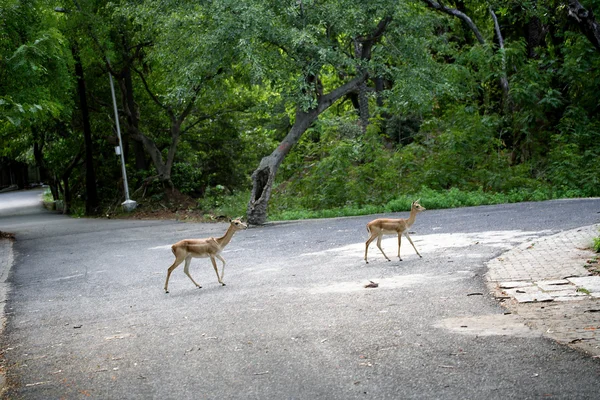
[197,188,248,218]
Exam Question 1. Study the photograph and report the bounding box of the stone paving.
[486,224,600,357]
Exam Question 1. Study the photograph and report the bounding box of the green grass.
[194,186,593,222]
[197,190,249,219]
[42,187,53,202]
[267,187,578,221]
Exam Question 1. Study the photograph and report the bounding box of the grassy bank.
[200,186,594,222]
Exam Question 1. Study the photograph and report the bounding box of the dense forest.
[1,0,599,224]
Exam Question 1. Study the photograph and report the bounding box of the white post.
[109,71,137,212]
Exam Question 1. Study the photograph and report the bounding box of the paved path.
[2,195,600,398]
[486,224,600,356]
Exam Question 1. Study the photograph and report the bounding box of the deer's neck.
[215,225,237,248]
[405,208,418,228]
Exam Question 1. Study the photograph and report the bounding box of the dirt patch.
[584,256,600,276]
[0,232,14,240]
[109,190,228,223]
[116,207,210,222]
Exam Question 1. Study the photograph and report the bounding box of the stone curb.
[0,238,12,394]
[486,224,600,357]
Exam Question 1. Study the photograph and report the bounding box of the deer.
[164,218,248,293]
[364,200,426,264]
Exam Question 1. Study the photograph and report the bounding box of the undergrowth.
[198,186,592,222]
[593,234,600,253]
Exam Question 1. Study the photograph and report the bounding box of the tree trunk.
[60,151,82,214]
[421,0,485,44]
[525,16,546,59]
[62,176,71,214]
[118,74,179,191]
[566,0,600,51]
[247,73,369,225]
[489,7,510,111]
[133,132,173,185]
[73,45,99,215]
[247,108,320,225]
[120,67,149,171]
[353,42,370,132]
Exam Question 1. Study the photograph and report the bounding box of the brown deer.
[164,218,247,293]
[364,200,426,263]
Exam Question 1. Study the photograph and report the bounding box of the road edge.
[0,238,13,395]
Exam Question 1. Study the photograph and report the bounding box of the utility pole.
[109,70,137,212]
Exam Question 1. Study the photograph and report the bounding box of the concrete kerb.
[0,238,13,393]
[486,224,600,357]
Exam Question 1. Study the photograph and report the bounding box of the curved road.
[1,189,599,399]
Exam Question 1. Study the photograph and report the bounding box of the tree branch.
[132,66,169,113]
[420,0,485,44]
[566,0,600,51]
[490,7,509,105]
[355,16,393,59]
[181,107,247,135]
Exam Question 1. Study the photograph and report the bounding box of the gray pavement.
[486,224,600,356]
[2,193,600,398]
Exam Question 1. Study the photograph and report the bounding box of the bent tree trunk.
[567,0,600,51]
[247,74,368,225]
[247,108,318,225]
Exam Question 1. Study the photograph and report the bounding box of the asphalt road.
[1,189,600,399]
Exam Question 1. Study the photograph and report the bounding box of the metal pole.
[109,71,137,211]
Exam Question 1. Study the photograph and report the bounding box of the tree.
[0,0,85,210]
[420,0,510,108]
[100,1,245,198]
[235,1,394,224]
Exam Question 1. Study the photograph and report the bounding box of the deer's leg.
[183,255,202,289]
[365,233,377,263]
[397,233,403,261]
[376,234,391,261]
[216,254,226,283]
[165,255,185,293]
[210,255,226,286]
[404,232,422,258]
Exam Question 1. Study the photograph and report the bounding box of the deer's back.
[172,238,221,258]
[367,218,409,234]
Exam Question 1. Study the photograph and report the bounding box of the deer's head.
[412,200,426,212]
[230,218,248,231]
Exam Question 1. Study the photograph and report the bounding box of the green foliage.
[171,162,204,196]
[197,189,249,218]
[3,0,600,221]
[268,186,542,221]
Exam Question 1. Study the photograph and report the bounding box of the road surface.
[1,189,599,399]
